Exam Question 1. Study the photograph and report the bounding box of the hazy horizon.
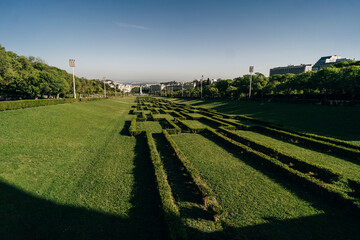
[1,0,359,82]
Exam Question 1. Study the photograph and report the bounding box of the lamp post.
[102,77,106,98]
[249,66,254,98]
[69,59,76,98]
[200,75,203,99]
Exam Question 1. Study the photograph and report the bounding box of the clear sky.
[0,0,359,83]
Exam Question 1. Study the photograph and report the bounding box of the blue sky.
[0,0,359,83]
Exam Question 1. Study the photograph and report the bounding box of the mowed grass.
[236,130,360,180]
[0,98,165,240]
[171,133,360,239]
[166,98,360,144]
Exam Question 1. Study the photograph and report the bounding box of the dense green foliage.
[159,61,360,100]
[0,44,115,99]
[0,97,102,111]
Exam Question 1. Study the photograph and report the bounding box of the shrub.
[218,127,340,183]
[145,132,186,240]
[163,130,224,220]
[0,98,102,111]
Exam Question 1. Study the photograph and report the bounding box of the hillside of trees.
[0,44,116,100]
[163,61,360,102]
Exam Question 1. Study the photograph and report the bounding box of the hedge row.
[162,118,181,134]
[180,111,202,120]
[175,118,206,133]
[129,118,143,136]
[169,111,186,120]
[136,111,147,122]
[163,130,224,220]
[218,127,339,183]
[250,125,360,161]
[0,97,102,111]
[199,116,236,130]
[203,128,360,213]
[212,116,250,130]
[289,130,360,151]
[145,132,187,240]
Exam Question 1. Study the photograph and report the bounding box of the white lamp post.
[249,66,254,98]
[102,77,106,98]
[69,59,76,98]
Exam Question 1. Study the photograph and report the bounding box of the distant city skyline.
[1,0,359,82]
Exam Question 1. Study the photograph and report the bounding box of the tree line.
[0,44,116,100]
[161,61,360,101]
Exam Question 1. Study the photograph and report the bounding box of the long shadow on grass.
[119,120,131,136]
[201,133,354,215]
[0,136,167,240]
[187,213,360,240]
[152,133,203,204]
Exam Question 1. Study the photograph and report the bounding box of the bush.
[251,125,360,161]
[145,132,186,240]
[203,128,360,214]
[129,118,143,136]
[175,118,205,133]
[218,127,340,183]
[0,98,102,111]
[163,130,224,220]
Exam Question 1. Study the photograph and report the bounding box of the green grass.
[152,113,174,120]
[171,133,360,239]
[235,130,360,180]
[0,99,166,240]
[136,121,163,133]
[182,120,208,129]
[166,98,360,144]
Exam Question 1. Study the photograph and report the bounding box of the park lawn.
[235,130,360,180]
[152,113,174,120]
[0,99,165,240]
[171,133,360,239]
[182,120,208,129]
[165,98,360,144]
[136,121,163,133]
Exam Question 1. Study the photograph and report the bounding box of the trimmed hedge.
[136,111,147,122]
[163,130,224,221]
[203,128,360,213]
[145,132,187,240]
[169,111,186,120]
[251,125,360,161]
[129,118,143,136]
[199,116,236,130]
[161,119,181,134]
[0,97,102,111]
[218,127,340,183]
[175,118,206,133]
[212,116,250,130]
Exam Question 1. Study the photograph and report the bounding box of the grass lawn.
[166,98,360,144]
[0,98,166,240]
[235,130,360,180]
[171,133,360,239]
[136,121,163,133]
[182,120,208,129]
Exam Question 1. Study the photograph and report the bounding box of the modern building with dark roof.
[312,55,351,71]
[269,55,353,76]
[269,64,313,76]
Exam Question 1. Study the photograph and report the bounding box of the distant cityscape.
[104,55,356,94]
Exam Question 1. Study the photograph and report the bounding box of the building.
[149,84,165,93]
[312,55,351,71]
[270,64,313,76]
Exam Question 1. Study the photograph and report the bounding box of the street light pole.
[200,75,203,99]
[249,66,254,98]
[69,59,76,98]
[102,77,106,98]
